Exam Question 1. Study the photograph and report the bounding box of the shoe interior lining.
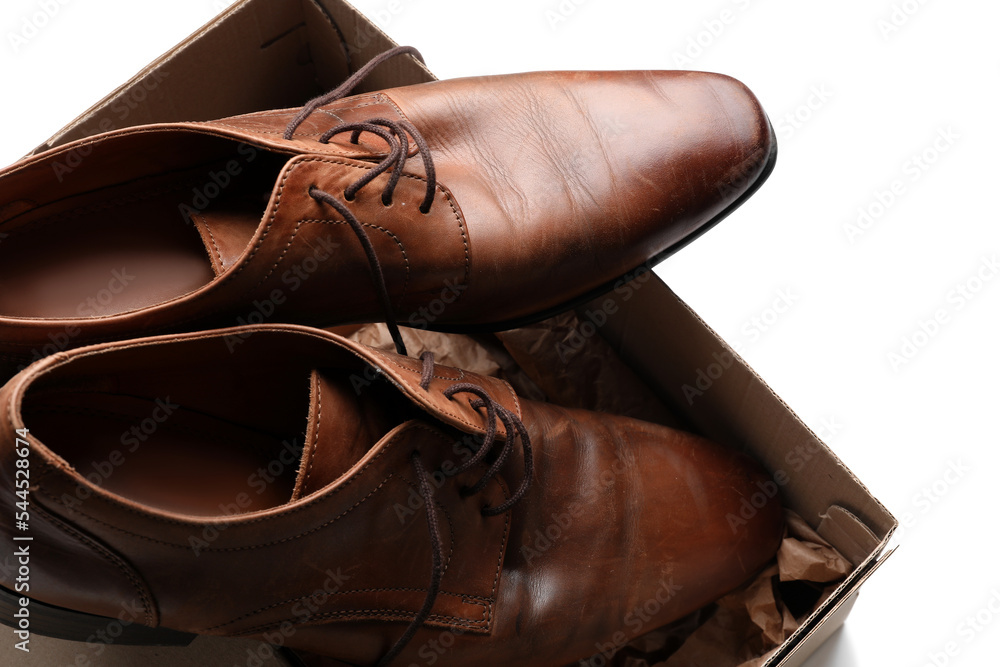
[22,331,407,516]
[0,133,287,319]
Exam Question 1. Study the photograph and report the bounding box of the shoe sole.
[431,122,779,334]
[0,583,196,646]
[0,584,359,663]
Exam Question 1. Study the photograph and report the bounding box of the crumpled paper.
[345,323,502,378]
[327,315,853,667]
[495,311,684,428]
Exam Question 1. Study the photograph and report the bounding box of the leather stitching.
[439,184,470,292]
[229,156,466,311]
[40,474,393,552]
[20,340,466,533]
[249,218,410,310]
[195,213,225,271]
[503,380,522,421]
[31,502,157,627]
[365,350,515,437]
[305,219,411,309]
[204,589,488,633]
[379,92,471,291]
[0,181,192,243]
[485,475,509,631]
[0,158,469,337]
[23,405,210,441]
[369,349,466,383]
[203,96,394,134]
[40,421,461,534]
[233,604,489,637]
[299,375,322,497]
[23,384,506,633]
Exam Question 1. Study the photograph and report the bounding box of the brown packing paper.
[495,311,685,429]
[347,325,501,378]
[325,317,853,667]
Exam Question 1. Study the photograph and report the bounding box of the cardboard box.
[26,0,898,664]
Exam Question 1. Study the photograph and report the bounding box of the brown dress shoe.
[0,47,775,372]
[0,325,783,666]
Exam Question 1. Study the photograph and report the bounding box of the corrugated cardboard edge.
[771,540,897,666]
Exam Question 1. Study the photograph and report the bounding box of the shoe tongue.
[290,369,389,501]
[186,197,267,276]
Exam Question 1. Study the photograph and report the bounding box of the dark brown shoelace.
[287,49,532,665]
[283,46,431,357]
[376,351,533,665]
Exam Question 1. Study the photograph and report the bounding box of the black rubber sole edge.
[0,584,196,647]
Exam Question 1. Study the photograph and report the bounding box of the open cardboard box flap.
[33,0,434,154]
[26,0,898,663]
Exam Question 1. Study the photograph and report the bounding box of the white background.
[1,1,999,666]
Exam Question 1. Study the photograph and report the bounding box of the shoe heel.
[0,584,196,646]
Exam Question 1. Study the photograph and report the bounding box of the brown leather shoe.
[0,324,783,666]
[0,47,775,373]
